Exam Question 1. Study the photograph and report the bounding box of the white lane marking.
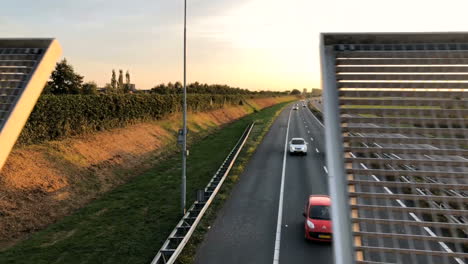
[315,148,319,153]
[272,108,292,264]
[305,126,308,128]
[307,130,310,134]
[323,166,328,174]
[310,137,314,141]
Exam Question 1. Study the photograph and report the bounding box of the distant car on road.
[303,195,332,241]
[289,138,307,155]
[293,105,299,110]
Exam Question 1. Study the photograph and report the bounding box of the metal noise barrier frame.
[0,39,62,171]
[151,122,255,264]
[321,33,468,264]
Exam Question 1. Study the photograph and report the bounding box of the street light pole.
[181,0,187,215]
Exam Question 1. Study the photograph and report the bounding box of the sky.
[2,0,468,91]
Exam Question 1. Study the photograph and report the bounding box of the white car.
[289,138,308,155]
[293,105,299,110]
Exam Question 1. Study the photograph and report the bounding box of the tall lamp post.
[181,0,188,215]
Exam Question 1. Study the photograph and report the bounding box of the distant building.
[303,88,308,95]
[127,83,137,93]
[311,89,322,97]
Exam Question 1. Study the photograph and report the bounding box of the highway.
[194,103,332,264]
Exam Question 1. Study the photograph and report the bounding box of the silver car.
[289,138,308,155]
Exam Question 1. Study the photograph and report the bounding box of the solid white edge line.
[272,108,292,264]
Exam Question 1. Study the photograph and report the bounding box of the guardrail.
[151,122,255,264]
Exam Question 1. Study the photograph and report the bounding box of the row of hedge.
[18,94,246,145]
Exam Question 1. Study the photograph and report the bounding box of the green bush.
[18,94,244,145]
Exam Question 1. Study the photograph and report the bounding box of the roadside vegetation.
[1,96,293,252]
[19,93,247,145]
[0,101,292,264]
[20,58,292,146]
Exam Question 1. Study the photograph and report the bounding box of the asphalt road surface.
[195,103,332,264]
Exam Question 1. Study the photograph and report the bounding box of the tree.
[118,69,124,92]
[124,70,131,93]
[43,58,83,94]
[290,89,301,95]
[174,82,183,94]
[151,83,168,94]
[167,82,175,91]
[82,81,98,95]
[103,83,113,93]
[125,70,130,85]
[111,69,117,91]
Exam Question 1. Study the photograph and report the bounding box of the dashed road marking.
[323,166,328,174]
[315,148,319,153]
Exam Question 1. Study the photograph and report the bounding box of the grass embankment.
[0,102,291,264]
[0,96,293,249]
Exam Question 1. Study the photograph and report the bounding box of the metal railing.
[321,33,468,264]
[151,122,255,264]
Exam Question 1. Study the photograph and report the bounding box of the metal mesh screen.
[0,39,61,171]
[322,34,468,264]
[0,47,44,130]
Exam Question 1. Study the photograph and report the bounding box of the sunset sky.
[1,0,468,91]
